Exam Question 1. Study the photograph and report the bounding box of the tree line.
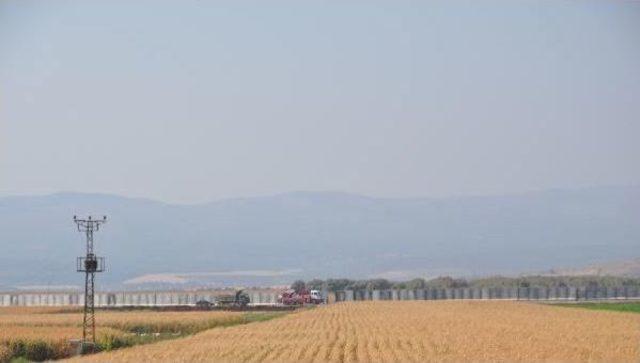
[291,275,640,293]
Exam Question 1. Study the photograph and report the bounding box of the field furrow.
[66,301,640,362]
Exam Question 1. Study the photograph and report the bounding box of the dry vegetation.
[0,309,248,332]
[0,326,125,361]
[75,301,640,363]
[0,306,81,315]
[0,307,272,362]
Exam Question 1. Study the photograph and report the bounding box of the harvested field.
[74,301,640,363]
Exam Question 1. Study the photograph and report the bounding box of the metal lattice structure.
[74,215,107,349]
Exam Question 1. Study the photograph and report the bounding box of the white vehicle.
[309,290,324,303]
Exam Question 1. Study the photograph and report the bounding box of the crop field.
[72,301,640,363]
[0,307,281,362]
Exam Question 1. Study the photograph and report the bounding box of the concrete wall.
[3,286,639,307]
[336,286,640,302]
[0,289,281,307]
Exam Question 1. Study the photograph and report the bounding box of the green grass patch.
[552,301,640,314]
[2,339,73,363]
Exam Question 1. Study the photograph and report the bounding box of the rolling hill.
[542,257,640,277]
[0,186,638,289]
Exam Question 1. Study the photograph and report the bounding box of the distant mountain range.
[0,186,638,290]
[541,258,640,278]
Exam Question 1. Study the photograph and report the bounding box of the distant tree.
[346,280,368,290]
[586,280,599,288]
[291,280,307,293]
[392,282,407,289]
[426,276,468,289]
[366,279,392,290]
[306,279,325,290]
[426,276,455,288]
[405,278,427,290]
[470,276,516,288]
[297,275,640,293]
[326,279,353,292]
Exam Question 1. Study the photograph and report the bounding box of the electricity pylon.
[74,215,106,350]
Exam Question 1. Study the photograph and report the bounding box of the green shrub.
[23,340,53,362]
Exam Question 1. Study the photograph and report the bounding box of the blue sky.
[1,0,639,203]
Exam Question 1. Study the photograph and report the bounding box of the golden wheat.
[0,307,249,362]
[0,309,245,331]
[0,326,123,342]
[74,301,640,363]
[0,306,80,315]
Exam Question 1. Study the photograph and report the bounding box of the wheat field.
[0,309,246,332]
[0,307,252,362]
[73,301,640,363]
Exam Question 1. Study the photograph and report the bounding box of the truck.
[278,289,324,305]
[215,290,250,308]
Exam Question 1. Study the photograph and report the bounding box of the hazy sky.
[1,1,639,204]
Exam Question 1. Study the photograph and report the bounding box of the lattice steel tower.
[74,215,107,347]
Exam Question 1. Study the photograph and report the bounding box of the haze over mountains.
[541,257,640,277]
[0,186,638,290]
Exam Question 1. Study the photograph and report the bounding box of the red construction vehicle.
[278,289,324,305]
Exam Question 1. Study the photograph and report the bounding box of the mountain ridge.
[0,186,638,288]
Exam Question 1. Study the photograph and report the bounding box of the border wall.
[2,286,639,307]
[0,289,280,307]
[335,286,640,302]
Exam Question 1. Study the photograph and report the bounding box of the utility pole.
[74,215,107,351]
